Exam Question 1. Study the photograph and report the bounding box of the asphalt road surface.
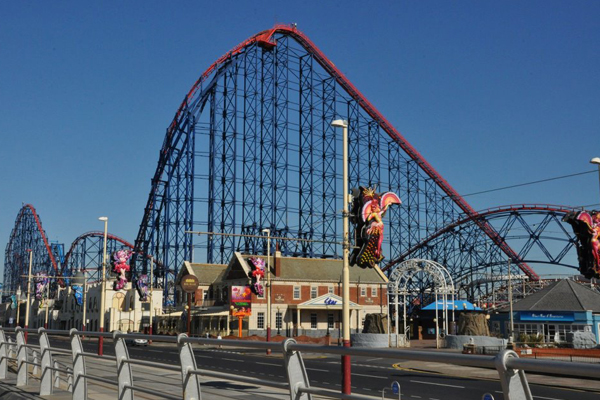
[40,336,599,400]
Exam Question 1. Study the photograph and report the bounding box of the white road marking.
[307,367,329,372]
[222,358,242,362]
[533,397,564,400]
[354,373,386,380]
[256,362,280,367]
[410,380,465,389]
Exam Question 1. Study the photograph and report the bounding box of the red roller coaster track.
[8,204,60,275]
[136,24,535,279]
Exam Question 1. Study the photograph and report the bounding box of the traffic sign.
[391,381,400,395]
[482,393,494,400]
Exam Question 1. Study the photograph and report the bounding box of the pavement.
[0,339,598,399]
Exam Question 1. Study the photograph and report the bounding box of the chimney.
[274,250,282,277]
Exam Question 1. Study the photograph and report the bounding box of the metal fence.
[0,327,599,400]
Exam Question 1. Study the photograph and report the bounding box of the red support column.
[342,339,351,394]
[98,327,104,356]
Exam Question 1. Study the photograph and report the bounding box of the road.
[42,337,598,400]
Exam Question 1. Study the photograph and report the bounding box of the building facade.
[173,252,389,338]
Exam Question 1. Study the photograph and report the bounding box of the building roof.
[176,261,228,285]
[290,294,360,310]
[510,279,600,312]
[227,252,388,284]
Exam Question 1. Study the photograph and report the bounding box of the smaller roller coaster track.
[3,204,60,295]
[62,232,134,284]
[383,204,583,301]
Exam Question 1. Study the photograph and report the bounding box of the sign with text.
[231,285,252,315]
[520,312,575,322]
[180,274,199,293]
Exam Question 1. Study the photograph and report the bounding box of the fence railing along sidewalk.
[0,327,599,400]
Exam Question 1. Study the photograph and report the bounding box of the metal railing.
[0,327,599,400]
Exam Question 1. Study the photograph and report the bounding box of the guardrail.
[0,327,599,400]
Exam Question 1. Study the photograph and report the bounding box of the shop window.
[310,313,317,329]
[257,312,265,329]
[276,312,283,330]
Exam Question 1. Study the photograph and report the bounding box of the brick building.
[174,251,389,338]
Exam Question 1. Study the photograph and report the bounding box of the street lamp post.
[331,119,351,395]
[149,256,154,342]
[262,228,272,355]
[24,249,33,341]
[98,216,108,356]
[591,157,600,202]
[44,279,50,329]
[15,287,22,328]
[508,258,515,346]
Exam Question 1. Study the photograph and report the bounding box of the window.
[360,287,366,297]
[328,286,334,294]
[328,313,334,329]
[371,286,377,297]
[293,286,301,300]
[311,286,318,299]
[257,312,265,329]
[310,313,317,329]
[276,312,283,330]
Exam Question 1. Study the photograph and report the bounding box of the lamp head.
[98,216,108,222]
[261,228,270,235]
[590,157,600,165]
[331,119,348,128]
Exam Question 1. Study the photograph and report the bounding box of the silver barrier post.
[53,360,60,389]
[0,330,7,379]
[32,349,39,375]
[495,350,533,400]
[39,328,54,395]
[114,331,134,400]
[282,338,311,400]
[70,328,87,399]
[16,328,28,386]
[177,333,202,400]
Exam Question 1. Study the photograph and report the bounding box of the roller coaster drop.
[3,25,593,306]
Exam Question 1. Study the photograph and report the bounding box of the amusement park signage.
[520,312,575,322]
[180,274,199,293]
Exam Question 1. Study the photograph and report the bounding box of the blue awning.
[422,300,481,311]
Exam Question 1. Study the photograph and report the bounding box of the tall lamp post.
[15,287,22,328]
[149,256,154,342]
[98,216,108,356]
[331,119,351,395]
[262,228,272,355]
[591,157,600,202]
[24,249,33,341]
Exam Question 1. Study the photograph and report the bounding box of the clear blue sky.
[1,1,599,278]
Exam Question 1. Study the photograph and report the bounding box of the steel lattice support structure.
[2,29,588,308]
[131,25,542,305]
[62,232,134,285]
[3,204,60,296]
[383,204,581,302]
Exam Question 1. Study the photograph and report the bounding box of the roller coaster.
[2,25,589,306]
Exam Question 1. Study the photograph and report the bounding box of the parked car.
[126,338,149,347]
